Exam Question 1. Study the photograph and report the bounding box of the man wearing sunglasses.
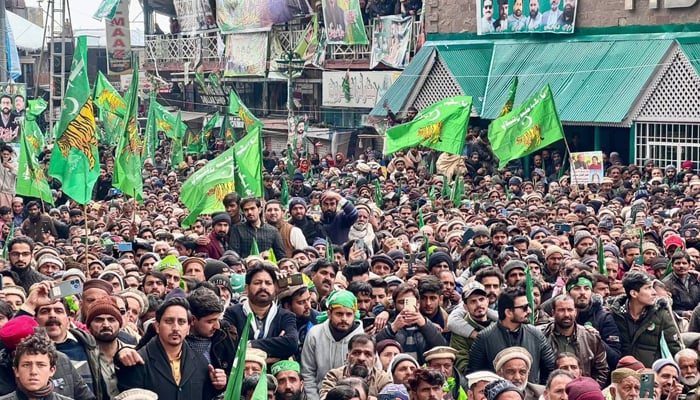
[467,285,557,385]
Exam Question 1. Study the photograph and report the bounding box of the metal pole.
[287,22,293,124]
[0,0,8,82]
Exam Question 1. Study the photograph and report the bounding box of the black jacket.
[191,329,236,377]
[116,337,216,400]
[467,322,557,385]
[223,304,299,360]
[289,216,325,246]
[662,273,700,314]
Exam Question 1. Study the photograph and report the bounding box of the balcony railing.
[142,18,423,71]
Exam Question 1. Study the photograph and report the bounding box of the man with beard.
[424,346,468,400]
[272,360,306,400]
[468,286,556,384]
[526,0,542,30]
[0,95,18,142]
[186,288,235,376]
[347,204,376,252]
[563,272,621,370]
[674,350,699,397]
[653,359,683,400]
[320,190,358,245]
[280,285,319,359]
[541,0,562,26]
[196,212,232,259]
[86,296,129,399]
[493,0,509,31]
[116,298,227,399]
[301,290,363,400]
[7,237,49,293]
[290,173,313,199]
[20,201,57,243]
[231,197,286,259]
[224,263,298,362]
[319,335,391,399]
[141,271,166,298]
[541,295,608,387]
[508,0,526,30]
[288,197,325,246]
[310,259,338,302]
[451,282,498,373]
[609,368,642,400]
[265,200,307,257]
[493,347,544,400]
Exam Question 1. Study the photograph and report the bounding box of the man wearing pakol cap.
[272,360,307,400]
[468,286,556,385]
[301,290,363,400]
[492,347,544,400]
[566,377,605,400]
[244,348,268,377]
[466,371,501,400]
[609,271,681,367]
[605,368,641,400]
[424,346,467,400]
[319,334,391,400]
[484,379,525,400]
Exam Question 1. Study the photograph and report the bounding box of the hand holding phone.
[50,279,83,300]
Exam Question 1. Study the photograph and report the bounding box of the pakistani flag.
[113,64,144,202]
[229,90,262,134]
[233,126,263,197]
[383,96,473,156]
[488,85,565,169]
[16,98,53,204]
[170,112,185,170]
[180,147,235,228]
[48,36,100,205]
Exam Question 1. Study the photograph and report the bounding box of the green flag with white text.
[488,85,564,169]
[93,0,120,20]
[48,36,100,205]
[233,126,263,197]
[229,90,262,134]
[180,147,235,228]
[383,96,472,155]
[17,98,53,205]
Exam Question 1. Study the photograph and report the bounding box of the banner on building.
[294,15,326,68]
[105,0,132,75]
[216,0,312,33]
[0,83,26,144]
[370,15,412,69]
[269,32,302,81]
[322,71,400,108]
[570,151,604,185]
[174,0,218,32]
[323,0,369,45]
[475,0,577,35]
[224,33,268,77]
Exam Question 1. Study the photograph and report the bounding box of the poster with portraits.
[475,0,577,35]
[0,83,26,144]
[570,151,604,185]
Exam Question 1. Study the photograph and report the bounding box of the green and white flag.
[488,85,565,169]
[17,98,53,204]
[187,112,218,155]
[180,147,235,228]
[233,126,263,197]
[384,96,473,156]
[170,112,185,170]
[113,64,144,202]
[229,90,262,134]
[93,0,120,20]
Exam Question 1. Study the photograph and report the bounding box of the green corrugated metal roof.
[370,47,434,117]
[437,43,493,114]
[481,39,674,124]
[677,37,700,77]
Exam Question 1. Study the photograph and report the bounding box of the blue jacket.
[321,200,358,245]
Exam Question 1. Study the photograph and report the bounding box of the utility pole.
[0,0,8,82]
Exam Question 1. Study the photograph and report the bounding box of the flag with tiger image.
[48,36,100,205]
[180,146,236,228]
[16,98,53,204]
[113,62,144,202]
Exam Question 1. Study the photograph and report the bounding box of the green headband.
[317,290,360,323]
[271,360,300,376]
[566,277,593,292]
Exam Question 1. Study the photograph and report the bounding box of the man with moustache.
[320,190,357,245]
[481,0,495,33]
[526,0,543,30]
[508,0,527,31]
[186,287,235,376]
[230,197,286,258]
[265,200,307,257]
[319,334,392,399]
[0,95,18,142]
[675,349,700,398]
[272,360,306,400]
[558,0,575,26]
[7,237,49,294]
[279,284,319,359]
[451,282,498,373]
[196,211,231,259]
[86,296,129,399]
[541,0,563,27]
[223,263,298,363]
[493,0,509,32]
[288,197,325,246]
[653,359,683,400]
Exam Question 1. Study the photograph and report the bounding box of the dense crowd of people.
[0,120,698,400]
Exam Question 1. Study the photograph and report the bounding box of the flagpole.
[84,204,89,272]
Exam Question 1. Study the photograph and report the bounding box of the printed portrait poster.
[475,0,577,35]
[224,33,269,77]
[570,151,604,185]
[323,0,369,45]
[174,0,218,32]
[370,15,412,69]
[0,83,26,144]
[216,0,312,33]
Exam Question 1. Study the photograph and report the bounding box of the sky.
[24,0,168,31]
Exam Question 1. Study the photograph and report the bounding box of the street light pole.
[287,21,294,124]
[0,0,8,82]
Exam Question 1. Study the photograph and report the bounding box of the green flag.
[326,237,335,261]
[2,223,14,259]
[498,77,518,117]
[281,178,289,207]
[99,107,121,146]
[17,99,53,205]
[144,101,186,163]
[233,127,263,197]
[220,113,234,145]
[525,266,535,324]
[250,238,260,256]
[384,96,473,156]
[180,147,235,228]
[170,112,185,170]
[598,237,607,275]
[229,90,263,134]
[660,332,673,360]
[48,36,100,205]
[223,313,254,400]
[441,175,450,199]
[93,0,120,20]
[93,71,126,117]
[268,248,277,265]
[208,73,221,91]
[187,112,218,155]
[418,207,425,229]
[488,85,565,169]
[374,180,383,208]
[286,149,296,176]
[113,64,144,202]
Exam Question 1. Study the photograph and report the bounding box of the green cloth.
[384,96,473,156]
[233,127,263,197]
[47,36,100,205]
[156,255,183,275]
[271,360,301,376]
[112,64,144,202]
[488,85,565,169]
[223,313,254,400]
[228,90,262,134]
[17,98,53,205]
[566,277,593,292]
[317,290,359,323]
